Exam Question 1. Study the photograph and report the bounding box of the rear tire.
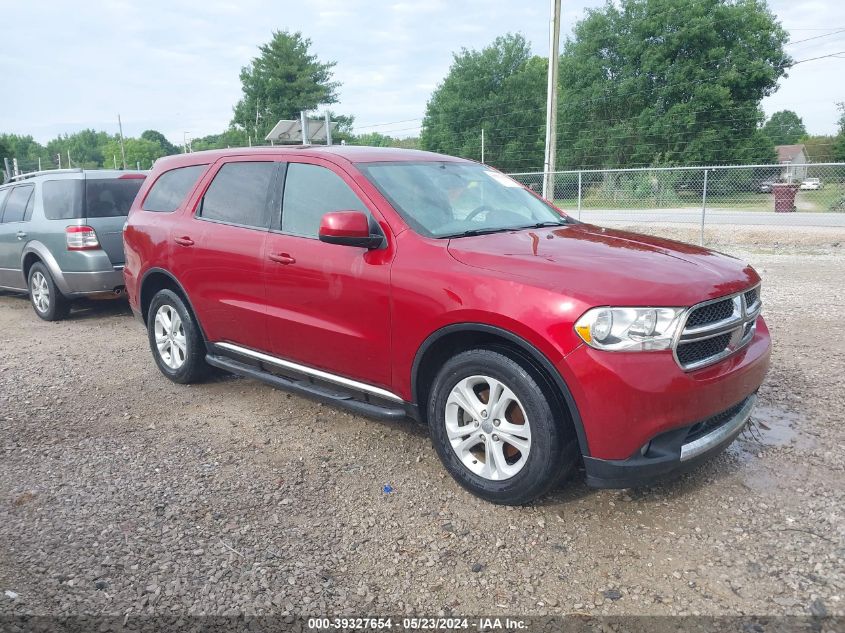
[28,263,70,321]
[427,348,578,505]
[147,289,209,384]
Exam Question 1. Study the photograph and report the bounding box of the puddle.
[723,404,817,493]
[746,404,805,448]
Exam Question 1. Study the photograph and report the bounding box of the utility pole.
[57,153,62,169]
[300,111,310,145]
[325,111,332,145]
[542,0,561,201]
[38,157,42,171]
[67,149,72,169]
[481,128,485,164]
[117,114,127,169]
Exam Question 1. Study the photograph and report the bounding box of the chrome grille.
[674,285,761,371]
[676,333,732,366]
[685,299,734,328]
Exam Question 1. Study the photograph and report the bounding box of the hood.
[447,223,759,307]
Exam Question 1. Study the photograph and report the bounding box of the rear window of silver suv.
[43,177,144,220]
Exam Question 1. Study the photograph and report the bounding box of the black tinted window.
[86,178,144,218]
[282,163,367,237]
[143,165,206,212]
[200,162,275,228]
[43,180,83,220]
[1,185,33,223]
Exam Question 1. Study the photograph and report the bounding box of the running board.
[205,354,410,422]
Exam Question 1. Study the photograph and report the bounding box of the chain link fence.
[509,163,845,247]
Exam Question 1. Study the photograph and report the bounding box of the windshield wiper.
[443,227,517,238]
[518,220,568,229]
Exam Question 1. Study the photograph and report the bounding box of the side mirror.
[318,211,384,249]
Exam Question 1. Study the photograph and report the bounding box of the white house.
[776,144,808,182]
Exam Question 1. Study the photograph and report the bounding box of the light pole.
[542,0,561,201]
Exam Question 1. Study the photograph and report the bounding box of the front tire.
[428,349,578,505]
[147,289,209,384]
[28,263,70,321]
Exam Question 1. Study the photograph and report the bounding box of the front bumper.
[560,316,770,463]
[583,394,756,488]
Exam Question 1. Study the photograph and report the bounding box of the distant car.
[799,178,822,191]
[0,169,146,320]
[759,181,774,193]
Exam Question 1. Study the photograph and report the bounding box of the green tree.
[353,132,395,147]
[191,129,250,151]
[762,110,807,146]
[557,0,789,168]
[232,31,340,141]
[0,134,51,171]
[834,103,845,162]
[421,33,547,171]
[102,137,167,170]
[141,130,179,155]
[46,129,111,168]
[802,134,836,163]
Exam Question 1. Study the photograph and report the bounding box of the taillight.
[66,226,100,251]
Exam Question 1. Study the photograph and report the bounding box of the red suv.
[124,147,770,504]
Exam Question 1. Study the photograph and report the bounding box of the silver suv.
[0,169,145,320]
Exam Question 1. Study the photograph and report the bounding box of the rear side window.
[142,165,206,213]
[43,180,83,220]
[86,178,144,218]
[199,162,276,228]
[1,185,34,223]
[0,188,10,214]
[281,163,367,237]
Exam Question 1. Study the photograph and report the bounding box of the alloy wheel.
[445,375,532,480]
[31,271,50,313]
[153,304,187,370]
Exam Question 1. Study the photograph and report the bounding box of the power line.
[787,28,845,45]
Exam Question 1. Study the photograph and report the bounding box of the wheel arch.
[139,268,207,341]
[21,242,71,294]
[411,323,589,456]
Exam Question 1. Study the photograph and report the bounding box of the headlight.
[574,307,686,351]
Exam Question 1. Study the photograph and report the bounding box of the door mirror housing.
[318,211,384,249]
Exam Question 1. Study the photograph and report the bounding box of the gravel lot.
[1,245,843,620]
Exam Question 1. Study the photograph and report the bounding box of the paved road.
[573,209,845,227]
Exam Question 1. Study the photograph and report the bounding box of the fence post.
[700,168,709,247]
[577,170,582,220]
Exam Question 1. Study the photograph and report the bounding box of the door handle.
[174,236,194,247]
[268,252,296,265]
[16,231,27,240]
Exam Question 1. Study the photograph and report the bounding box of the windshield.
[358,161,569,238]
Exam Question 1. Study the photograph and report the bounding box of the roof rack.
[7,168,83,182]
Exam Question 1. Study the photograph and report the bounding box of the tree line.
[3,0,845,177]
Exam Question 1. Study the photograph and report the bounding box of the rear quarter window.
[142,165,207,212]
[43,180,83,220]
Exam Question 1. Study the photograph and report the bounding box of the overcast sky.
[1,0,843,145]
